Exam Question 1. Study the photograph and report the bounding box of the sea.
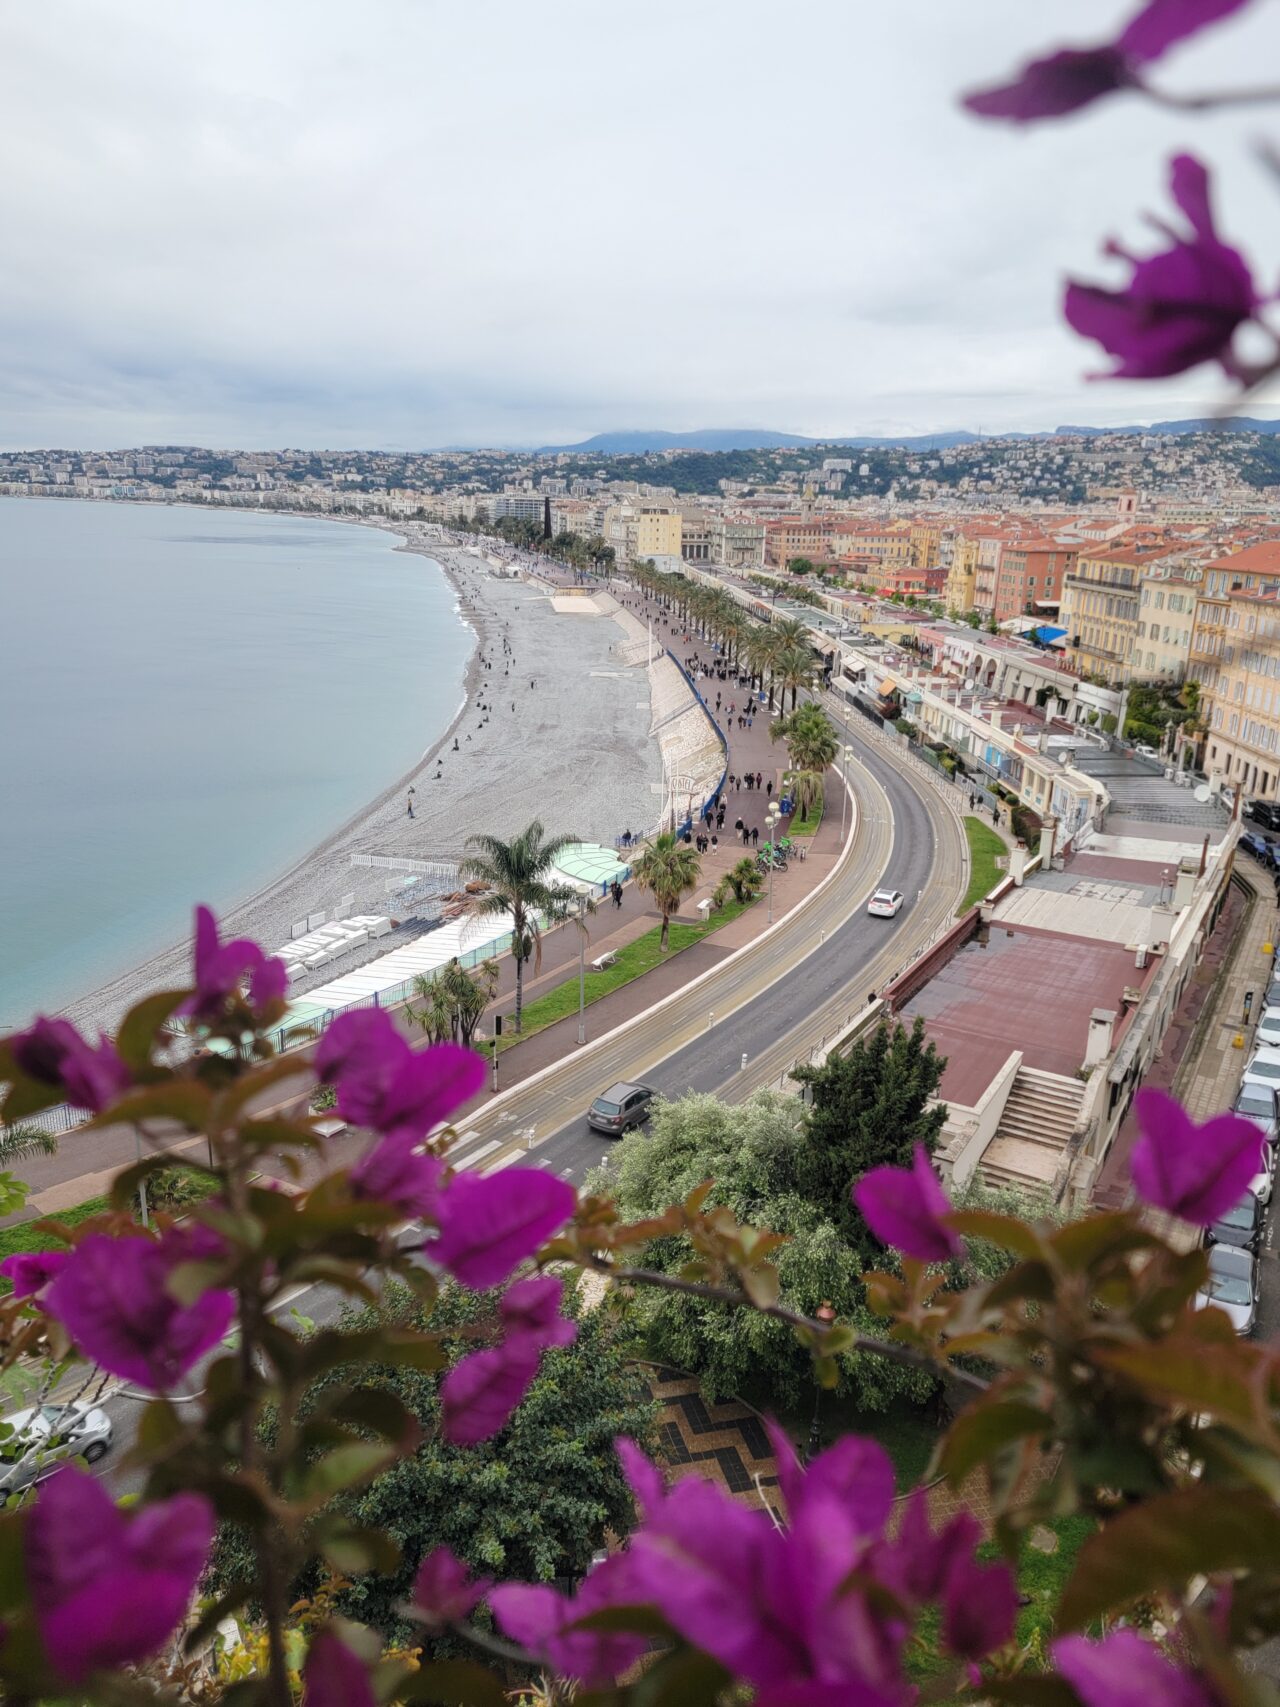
[0,498,468,1025]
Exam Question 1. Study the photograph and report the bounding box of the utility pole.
[839,743,855,841]
[577,894,587,1046]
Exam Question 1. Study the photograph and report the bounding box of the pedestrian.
[742,823,751,845]
[757,771,764,790]
[711,834,718,853]
[612,880,623,908]
[735,817,744,836]
[751,825,759,846]
[716,808,725,830]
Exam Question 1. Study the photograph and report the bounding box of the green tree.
[461,820,579,1032]
[790,1018,948,1250]
[771,704,837,775]
[787,556,815,577]
[203,1284,658,1645]
[714,856,765,908]
[632,831,702,950]
[593,1091,933,1411]
[406,957,499,1047]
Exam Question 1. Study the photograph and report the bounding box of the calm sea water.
[0,499,467,1022]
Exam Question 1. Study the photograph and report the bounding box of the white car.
[1195,1242,1258,1337]
[0,1401,113,1493]
[1255,1007,1280,1049]
[1234,1082,1280,1147]
[1249,1136,1276,1205]
[867,889,904,918]
[1242,1046,1280,1092]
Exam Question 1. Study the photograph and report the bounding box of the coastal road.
[440,714,967,1186]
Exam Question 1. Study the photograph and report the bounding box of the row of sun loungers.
[280,916,393,981]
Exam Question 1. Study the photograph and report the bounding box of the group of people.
[729,770,772,795]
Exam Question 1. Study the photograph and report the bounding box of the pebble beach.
[61,528,665,1030]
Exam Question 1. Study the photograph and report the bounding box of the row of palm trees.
[629,561,820,713]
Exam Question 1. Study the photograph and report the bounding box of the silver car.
[1195,1242,1258,1337]
[0,1401,113,1492]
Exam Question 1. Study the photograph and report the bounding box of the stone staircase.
[978,1067,1086,1193]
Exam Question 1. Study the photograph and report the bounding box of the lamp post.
[577,893,588,1046]
[839,743,855,842]
[765,803,782,924]
[807,1300,837,1459]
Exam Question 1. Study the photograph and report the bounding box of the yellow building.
[1060,549,1156,685]
[910,521,943,569]
[944,536,980,615]
[635,508,683,560]
[1134,573,1199,683]
[1190,542,1280,798]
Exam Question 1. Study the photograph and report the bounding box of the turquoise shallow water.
[0,499,467,1023]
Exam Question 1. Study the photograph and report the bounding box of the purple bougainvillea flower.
[432,1169,576,1289]
[1130,1086,1265,1223]
[965,46,1138,122]
[300,1629,377,1707]
[43,1232,235,1390]
[499,1274,577,1348]
[26,1465,213,1684]
[0,1250,68,1300]
[440,1337,541,1445]
[411,1546,493,1631]
[870,1488,982,1607]
[1053,1630,1217,1707]
[1064,154,1258,380]
[349,1133,445,1217]
[964,0,1251,123]
[855,1145,964,1264]
[316,1009,484,1145]
[490,1553,650,1689]
[1117,0,1252,60]
[941,1556,1019,1660]
[9,1016,130,1113]
[184,904,289,1025]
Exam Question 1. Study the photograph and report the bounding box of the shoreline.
[54,518,662,1031]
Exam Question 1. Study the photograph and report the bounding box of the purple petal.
[411,1546,492,1631]
[1130,1088,1264,1223]
[349,1134,445,1217]
[249,953,289,1010]
[1053,1631,1216,1707]
[491,1554,649,1688]
[855,1145,963,1264]
[798,1434,896,1538]
[432,1170,575,1289]
[872,1490,983,1606]
[315,1006,406,1088]
[372,1042,487,1143]
[941,1556,1018,1659]
[27,1467,213,1685]
[1169,151,1216,240]
[9,1017,130,1113]
[615,1436,665,1518]
[500,1274,576,1348]
[1,1250,68,1299]
[1117,0,1252,63]
[44,1234,235,1390]
[301,1629,377,1707]
[963,46,1135,123]
[440,1339,541,1444]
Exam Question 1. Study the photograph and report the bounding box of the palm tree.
[784,767,825,816]
[772,704,838,774]
[776,642,817,711]
[715,857,765,908]
[0,1122,57,1166]
[461,821,579,1033]
[633,831,702,951]
[408,957,500,1047]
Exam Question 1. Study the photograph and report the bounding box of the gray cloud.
[2,0,1277,448]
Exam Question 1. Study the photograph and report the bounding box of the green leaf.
[1059,1486,1280,1629]
[116,989,188,1070]
[569,1602,674,1638]
[1050,1211,1155,1273]
[1,1075,65,1124]
[314,1517,402,1576]
[945,1210,1045,1258]
[300,1441,394,1503]
[983,1679,1081,1707]
[400,1659,510,1707]
[630,1645,734,1707]
[0,1511,28,1610]
[321,1387,422,1451]
[135,1398,187,1454]
[939,1399,1052,1483]
[86,1080,213,1133]
[1095,1337,1276,1441]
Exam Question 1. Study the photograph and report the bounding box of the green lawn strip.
[494,897,754,1052]
[0,1195,110,1295]
[958,815,1007,913]
[788,788,825,838]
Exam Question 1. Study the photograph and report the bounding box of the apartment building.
[604,503,683,567]
[1134,573,1198,682]
[1189,543,1280,797]
[1060,547,1166,685]
[944,535,980,613]
[991,540,1076,623]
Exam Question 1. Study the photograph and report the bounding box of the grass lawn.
[0,1194,110,1295]
[789,788,825,837]
[958,815,1007,913]
[494,896,754,1051]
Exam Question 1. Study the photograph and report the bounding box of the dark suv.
[588,1082,656,1136]
[1248,799,1280,832]
[1206,1192,1263,1252]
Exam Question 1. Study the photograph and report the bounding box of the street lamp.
[577,893,588,1046]
[765,803,782,924]
[807,1300,837,1459]
[839,743,855,842]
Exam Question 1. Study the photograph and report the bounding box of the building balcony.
[1064,571,1138,595]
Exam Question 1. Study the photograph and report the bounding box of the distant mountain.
[537,427,988,455]
[1054,416,1280,437]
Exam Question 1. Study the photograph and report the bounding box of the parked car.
[588,1081,656,1136]
[1195,1242,1258,1336]
[1133,741,1158,758]
[1234,1082,1280,1146]
[1241,1047,1280,1093]
[1206,1192,1263,1252]
[0,1401,113,1493]
[1248,799,1280,832]
[867,888,904,918]
[1249,1142,1275,1204]
[1241,832,1277,865]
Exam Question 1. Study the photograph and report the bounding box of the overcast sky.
[3,0,1278,450]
